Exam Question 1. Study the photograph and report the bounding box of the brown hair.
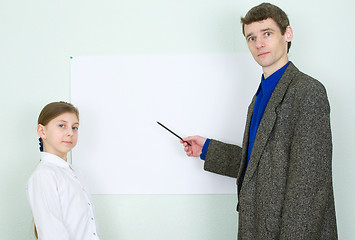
[38,101,79,126]
[241,3,291,52]
[34,224,38,239]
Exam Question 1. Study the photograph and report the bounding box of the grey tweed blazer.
[204,62,337,239]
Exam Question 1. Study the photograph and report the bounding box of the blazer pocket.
[265,215,281,233]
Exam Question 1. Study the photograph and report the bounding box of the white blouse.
[27,152,100,240]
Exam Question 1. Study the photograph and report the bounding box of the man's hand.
[180,136,207,157]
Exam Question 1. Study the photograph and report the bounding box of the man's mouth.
[258,52,270,57]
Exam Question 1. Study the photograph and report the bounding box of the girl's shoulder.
[28,160,67,185]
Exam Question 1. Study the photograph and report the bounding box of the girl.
[27,101,100,240]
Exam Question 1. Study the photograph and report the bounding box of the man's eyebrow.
[245,27,275,39]
[260,27,275,32]
[245,32,254,39]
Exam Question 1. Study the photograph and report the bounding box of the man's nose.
[255,38,265,48]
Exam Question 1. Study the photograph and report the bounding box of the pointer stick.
[157,121,191,146]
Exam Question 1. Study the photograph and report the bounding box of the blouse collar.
[40,152,71,169]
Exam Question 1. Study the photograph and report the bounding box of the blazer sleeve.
[280,81,336,238]
[203,139,242,178]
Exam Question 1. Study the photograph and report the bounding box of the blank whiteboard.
[70,53,260,194]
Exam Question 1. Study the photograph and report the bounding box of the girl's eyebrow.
[56,120,68,123]
[56,120,79,125]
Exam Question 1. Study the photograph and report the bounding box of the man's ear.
[285,25,293,42]
[37,124,46,140]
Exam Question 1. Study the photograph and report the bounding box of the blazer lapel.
[240,62,297,189]
[237,95,256,191]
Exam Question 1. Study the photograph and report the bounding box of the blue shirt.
[200,62,290,165]
[246,61,290,166]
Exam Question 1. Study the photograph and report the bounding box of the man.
[181,3,337,239]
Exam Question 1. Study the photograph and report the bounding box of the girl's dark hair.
[34,224,38,239]
[241,3,291,52]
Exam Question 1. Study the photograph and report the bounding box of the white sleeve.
[27,171,70,240]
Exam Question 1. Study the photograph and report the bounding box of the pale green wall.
[1,0,354,239]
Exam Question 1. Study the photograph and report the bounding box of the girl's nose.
[67,128,74,136]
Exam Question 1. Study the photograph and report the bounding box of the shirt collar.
[40,152,71,169]
[256,61,290,96]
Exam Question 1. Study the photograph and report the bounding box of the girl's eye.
[59,124,65,128]
[72,127,79,131]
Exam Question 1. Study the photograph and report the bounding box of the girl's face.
[37,112,79,161]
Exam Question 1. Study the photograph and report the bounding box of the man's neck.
[262,58,289,79]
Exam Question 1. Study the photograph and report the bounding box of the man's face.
[244,18,292,77]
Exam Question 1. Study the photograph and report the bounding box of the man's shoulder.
[285,62,326,94]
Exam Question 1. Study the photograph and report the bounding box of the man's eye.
[248,37,255,42]
[265,32,271,37]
